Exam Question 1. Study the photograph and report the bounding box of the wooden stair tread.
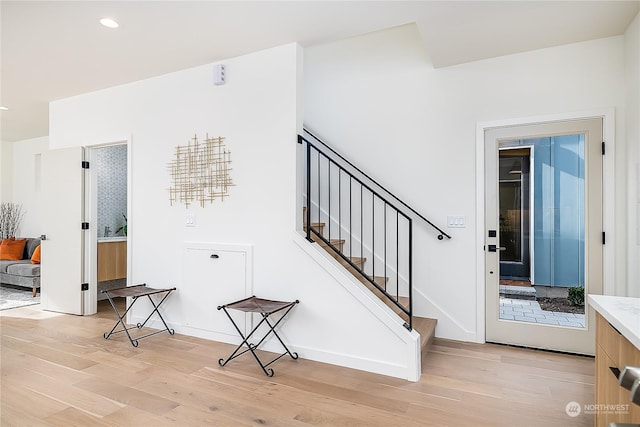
[356,274,390,292]
[342,256,366,264]
[414,316,437,372]
[371,276,388,286]
[304,222,325,229]
[312,236,346,250]
[412,316,437,349]
[330,254,367,270]
[326,239,346,245]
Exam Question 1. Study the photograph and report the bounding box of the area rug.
[0,285,40,311]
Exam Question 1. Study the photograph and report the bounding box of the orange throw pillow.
[0,238,27,261]
[31,245,41,264]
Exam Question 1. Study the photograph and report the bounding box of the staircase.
[303,209,437,365]
[299,129,450,373]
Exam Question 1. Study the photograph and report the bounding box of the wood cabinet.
[595,312,640,426]
[97,241,127,282]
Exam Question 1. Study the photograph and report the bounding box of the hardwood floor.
[1,300,594,426]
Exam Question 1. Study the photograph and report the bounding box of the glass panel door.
[485,118,603,355]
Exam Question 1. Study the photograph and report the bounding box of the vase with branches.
[0,203,25,239]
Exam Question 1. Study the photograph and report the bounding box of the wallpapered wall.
[95,145,127,238]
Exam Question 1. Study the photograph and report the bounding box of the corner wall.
[49,43,418,380]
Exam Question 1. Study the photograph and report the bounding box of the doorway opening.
[484,117,603,355]
[90,143,129,313]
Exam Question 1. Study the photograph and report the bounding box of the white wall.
[49,43,417,379]
[0,142,13,202]
[304,24,629,341]
[625,13,640,297]
[6,136,48,237]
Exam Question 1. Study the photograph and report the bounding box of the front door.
[485,118,603,355]
[41,147,87,315]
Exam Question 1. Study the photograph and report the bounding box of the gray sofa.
[0,238,41,297]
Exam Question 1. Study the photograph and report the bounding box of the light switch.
[447,215,465,228]
[185,214,196,227]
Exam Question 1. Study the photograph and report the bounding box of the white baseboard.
[130,314,420,381]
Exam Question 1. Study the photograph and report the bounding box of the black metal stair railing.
[299,129,450,330]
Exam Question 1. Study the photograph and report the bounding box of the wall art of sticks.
[167,134,234,208]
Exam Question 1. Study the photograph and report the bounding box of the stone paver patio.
[499,297,585,328]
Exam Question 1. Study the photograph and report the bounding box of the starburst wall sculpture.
[168,134,234,208]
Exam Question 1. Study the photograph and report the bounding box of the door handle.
[210,254,219,259]
[487,245,506,252]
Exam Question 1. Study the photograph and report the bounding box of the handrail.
[299,129,451,240]
[302,138,414,328]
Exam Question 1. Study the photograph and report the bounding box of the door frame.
[475,109,615,343]
[84,136,132,315]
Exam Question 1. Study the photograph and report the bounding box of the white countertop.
[588,295,640,350]
[97,237,127,242]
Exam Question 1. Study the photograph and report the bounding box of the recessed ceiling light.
[0,107,8,111]
[100,18,119,28]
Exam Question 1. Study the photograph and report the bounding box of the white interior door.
[41,147,86,315]
[485,118,603,355]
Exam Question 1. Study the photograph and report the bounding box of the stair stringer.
[293,231,422,382]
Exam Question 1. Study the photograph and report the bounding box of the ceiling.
[2,1,639,143]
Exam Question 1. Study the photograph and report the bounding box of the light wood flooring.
[1,300,595,426]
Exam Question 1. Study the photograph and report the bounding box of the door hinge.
[82,161,90,169]
[81,283,89,291]
[602,141,605,155]
[602,231,606,245]
[81,222,89,230]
